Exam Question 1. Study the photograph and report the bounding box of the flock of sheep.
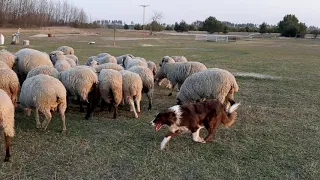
[0,45,238,162]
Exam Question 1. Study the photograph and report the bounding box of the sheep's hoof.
[168,93,173,96]
[4,156,10,162]
[61,130,67,134]
[36,124,41,129]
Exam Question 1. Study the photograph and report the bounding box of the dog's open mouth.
[155,123,163,131]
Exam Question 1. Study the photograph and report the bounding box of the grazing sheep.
[123,58,147,70]
[15,48,53,84]
[155,61,207,96]
[0,68,20,105]
[0,61,10,69]
[128,66,154,110]
[60,66,99,120]
[116,54,135,64]
[135,57,147,62]
[172,56,188,62]
[97,53,110,58]
[0,50,15,69]
[0,89,15,162]
[26,65,60,79]
[98,69,122,118]
[57,46,74,55]
[120,70,143,118]
[147,61,157,76]
[19,74,67,132]
[65,54,79,66]
[92,62,124,72]
[176,68,239,107]
[49,51,76,67]
[86,56,97,66]
[96,55,117,64]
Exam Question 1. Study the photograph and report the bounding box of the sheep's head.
[49,50,65,65]
[159,56,175,67]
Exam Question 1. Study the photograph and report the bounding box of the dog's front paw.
[195,137,206,143]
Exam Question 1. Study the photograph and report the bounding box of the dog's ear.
[166,111,177,125]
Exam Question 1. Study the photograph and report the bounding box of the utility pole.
[140,5,149,40]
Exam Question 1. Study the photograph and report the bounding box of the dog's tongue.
[155,124,163,131]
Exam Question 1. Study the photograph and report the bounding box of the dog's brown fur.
[152,99,240,149]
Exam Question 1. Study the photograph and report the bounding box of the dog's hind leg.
[160,131,180,150]
[204,116,222,142]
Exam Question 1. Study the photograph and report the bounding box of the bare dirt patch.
[233,72,281,80]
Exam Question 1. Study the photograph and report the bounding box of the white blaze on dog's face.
[151,108,178,132]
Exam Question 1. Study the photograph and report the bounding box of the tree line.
[0,0,91,28]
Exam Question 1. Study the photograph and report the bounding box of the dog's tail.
[221,103,240,127]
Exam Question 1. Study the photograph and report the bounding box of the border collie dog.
[151,99,240,150]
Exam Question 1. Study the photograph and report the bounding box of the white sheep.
[0,61,10,69]
[120,70,143,118]
[98,69,122,118]
[128,66,154,110]
[60,66,99,120]
[91,62,124,72]
[0,68,20,105]
[0,49,15,69]
[86,56,97,66]
[171,56,188,62]
[123,58,147,70]
[15,48,53,84]
[147,61,157,76]
[26,65,60,79]
[96,55,117,64]
[97,53,110,58]
[176,68,239,107]
[159,56,188,66]
[50,51,76,67]
[155,61,207,96]
[19,74,67,132]
[65,54,79,66]
[116,54,135,64]
[57,46,74,55]
[0,89,15,162]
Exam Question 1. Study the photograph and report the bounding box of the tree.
[310,29,320,39]
[202,16,223,34]
[223,25,229,34]
[259,22,268,34]
[150,12,164,33]
[165,25,173,31]
[134,24,142,30]
[174,20,189,32]
[124,24,129,30]
[278,14,307,37]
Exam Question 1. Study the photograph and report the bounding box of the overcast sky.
[71,0,319,27]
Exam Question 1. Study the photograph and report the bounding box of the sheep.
[135,57,147,62]
[176,68,239,107]
[147,61,157,76]
[123,58,147,70]
[57,46,74,55]
[127,66,154,110]
[120,70,143,118]
[86,56,97,66]
[0,49,15,69]
[0,68,20,105]
[60,66,99,120]
[0,89,15,162]
[97,53,110,58]
[15,48,53,84]
[0,61,10,69]
[49,51,76,67]
[96,55,117,64]
[155,61,207,96]
[116,54,135,64]
[172,56,188,62]
[65,54,79,66]
[92,62,124,72]
[98,69,122,118]
[26,65,60,79]
[19,74,67,132]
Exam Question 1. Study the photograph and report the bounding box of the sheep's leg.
[147,90,153,110]
[113,104,118,119]
[135,94,142,113]
[100,99,106,112]
[128,98,138,118]
[168,82,177,96]
[77,96,85,112]
[41,110,52,131]
[35,108,41,129]
[59,105,67,133]
[25,109,32,117]
[4,133,11,162]
[108,100,113,112]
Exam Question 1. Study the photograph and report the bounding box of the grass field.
[0,28,320,179]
